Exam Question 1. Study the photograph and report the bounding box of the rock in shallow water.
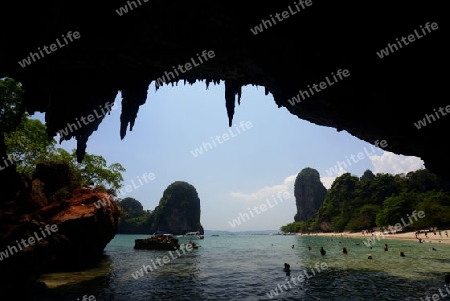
[134,234,180,250]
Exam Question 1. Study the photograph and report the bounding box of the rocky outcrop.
[0,162,119,296]
[294,168,327,222]
[149,181,203,235]
[134,234,180,251]
[0,1,447,182]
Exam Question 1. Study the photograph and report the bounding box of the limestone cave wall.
[0,1,447,179]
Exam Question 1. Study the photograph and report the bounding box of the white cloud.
[369,151,425,175]
[230,151,425,202]
[320,152,424,189]
[229,175,296,204]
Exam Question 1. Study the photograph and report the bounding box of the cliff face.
[0,161,119,295]
[294,168,327,222]
[0,1,448,182]
[150,181,203,235]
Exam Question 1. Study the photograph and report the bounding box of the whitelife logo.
[115,0,148,16]
[413,105,450,129]
[58,102,117,139]
[266,262,328,299]
[288,69,350,106]
[190,121,252,158]
[0,153,20,172]
[18,31,81,68]
[325,140,387,177]
[0,224,58,261]
[155,50,215,88]
[363,210,425,247]
[131,243,194,279]
[250,0,313,35]
[376,22,438,59]
[93,172,155,209]
[228,192,291,228]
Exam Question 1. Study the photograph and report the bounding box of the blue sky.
[31,81,424,231]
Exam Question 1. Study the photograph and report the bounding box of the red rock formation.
[0,187,119,295]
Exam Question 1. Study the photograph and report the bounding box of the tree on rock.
[120,197,144,218]
[150,181,204,235]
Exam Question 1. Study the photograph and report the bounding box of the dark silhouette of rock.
[29,179,48,210]
[0,2,447,181]
[134,234,180,250]
[294,168,327,222]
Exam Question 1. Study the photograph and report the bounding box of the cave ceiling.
[0,1,448,179]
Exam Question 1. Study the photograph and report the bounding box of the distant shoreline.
[301,229,450,244]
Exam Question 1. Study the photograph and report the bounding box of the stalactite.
[120,80,149,140]
[76,136,88,163]
[237,85,242,105]
[205,79,212,90]
[224,80,242,127]
[154,79,161,91]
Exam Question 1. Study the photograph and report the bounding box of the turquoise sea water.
[32,234,450,300]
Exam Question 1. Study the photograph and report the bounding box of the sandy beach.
[305,229,450,244]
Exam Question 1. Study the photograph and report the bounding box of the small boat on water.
[153,230,173,236]
[184,231,204,239]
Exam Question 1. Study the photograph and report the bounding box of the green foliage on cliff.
[4,117,125,191]
[0,77,24,134]
[117,181,203,234]
[1,78,125,194]
[118,211,153,234]
[150,181,200,227]
[120,197,144,218]
[281,168,450,233]
[4,114,56,176]
[50,148,126,190]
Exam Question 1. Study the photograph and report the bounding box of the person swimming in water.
[320,247,326,256]
[368,254,373,259]
[400,252,405,257]
[283,263,291,276]
[342,247,348,254]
